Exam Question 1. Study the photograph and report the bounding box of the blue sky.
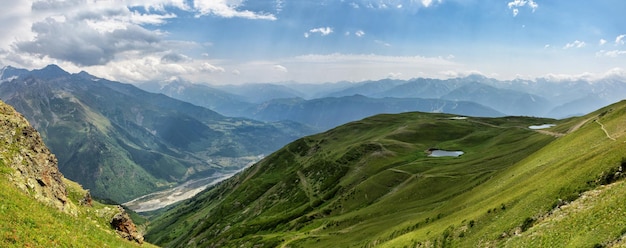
[1,0,625,84]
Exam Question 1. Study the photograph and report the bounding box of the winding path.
[595,119,617,141]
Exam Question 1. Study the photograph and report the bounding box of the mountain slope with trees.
[0,65,311,202]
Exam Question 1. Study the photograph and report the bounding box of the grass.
[146,111,558,247]
[146,101,626,248]
[0,164,157,247]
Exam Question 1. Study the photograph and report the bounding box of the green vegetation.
[0,165,155,247]
[147,100,626,247]
[0,72,311,202]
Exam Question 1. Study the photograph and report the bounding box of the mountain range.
[140,74,626,127]
[0,65,312,202]
[147,99,626,247]
[2,64,626,247]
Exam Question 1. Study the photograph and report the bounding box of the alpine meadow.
[1,0,626,248]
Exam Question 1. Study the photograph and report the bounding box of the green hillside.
[0,65,311,202]
[0,99,154,247]
[0,175,155,248]
[147,100,626,247]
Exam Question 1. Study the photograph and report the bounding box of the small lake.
[529,124,556,130]
[428,150,464,157]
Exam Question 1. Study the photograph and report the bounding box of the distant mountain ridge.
[143,74,626,125]
[0,65,311,202]
[240,95,503,130]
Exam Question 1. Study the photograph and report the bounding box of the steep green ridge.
[0,65,311,202]
[0,99,153,247]
[0,176,154,247]
[148,100,626,247]
[146,109,559,247]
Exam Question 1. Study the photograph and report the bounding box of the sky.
[1,0,625,84]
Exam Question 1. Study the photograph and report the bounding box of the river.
[123,155,263,212]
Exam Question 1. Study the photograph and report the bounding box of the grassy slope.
[382,100,626,247]
[147,111,561,247]
[0,161,156,247]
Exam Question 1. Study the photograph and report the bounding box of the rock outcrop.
[110,206,144,244]
[0,100,68,211]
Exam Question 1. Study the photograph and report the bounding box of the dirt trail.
[595,119,617,141]
[567,117,595,134]
[532,116,596,138]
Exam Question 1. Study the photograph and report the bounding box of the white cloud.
[542,68,626,82]
[616,34,626,45]
[421,0,433,7]
[193,0,277,20]
[311,27,334,36]
[596,50,626,58]
[387,72,402,79]
[273,64,288,72]
[544,44,550,49]
[201,62,225,73]
[305,27,334,37]
[355,30,365,37]
[507,0,538,16]
[563,40,586,49]
[0,0,233,69]
[599,39,607,46]
[275,0,285,13]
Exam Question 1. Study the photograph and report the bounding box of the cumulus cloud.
[80,52,225,83]
[0,0,190,68]
[15,17,165,66]
[193,0,277,20]
[616,34,626,45]
[201,62,225,73]
[599,39,607,46]
[355,30,365,37]
[0,0,279,69]
[507,0,538,17]
[563,40,586,49]
[304,27,333,38]
[161,53,190,63]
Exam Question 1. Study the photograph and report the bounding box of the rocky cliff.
[0,100,69,211]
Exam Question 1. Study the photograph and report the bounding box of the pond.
[428,149,464,157]
[528,124,556,130]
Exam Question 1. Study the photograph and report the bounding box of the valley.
[0,65,311,203]
[123,155,262,212]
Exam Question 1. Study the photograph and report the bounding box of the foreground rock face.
[110,206,144,244]
[0,100,68,211]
